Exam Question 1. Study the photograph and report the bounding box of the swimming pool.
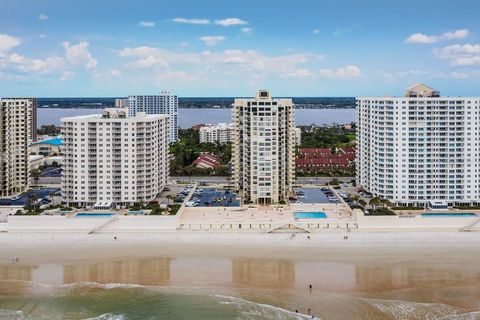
[421,213,477,217]
[75,213,114,218]
[294,212,327,219]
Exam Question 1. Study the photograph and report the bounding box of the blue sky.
[0,0,479,97]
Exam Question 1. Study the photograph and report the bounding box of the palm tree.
[369,197,382,210]
[30,169,40,186]
[381,199,392,208]
[28,193,39,213]
[358,199,367,208]
[166,194,174,205]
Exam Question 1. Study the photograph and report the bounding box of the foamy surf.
[214,294,314,320]
[437,311,480,320]
[83,313,126,320]
[362,297,467,320]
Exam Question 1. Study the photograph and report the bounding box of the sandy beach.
[0,231,480,319]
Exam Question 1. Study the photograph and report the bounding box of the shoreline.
[2,231,480,319]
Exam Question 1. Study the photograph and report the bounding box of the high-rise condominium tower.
[61,108,169,208]
[0,98,37,197]
[357,83,480,208]
[127,91,178,142]
[232,90,295,204]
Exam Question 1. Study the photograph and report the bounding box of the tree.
[49,191,56,204]
[381,199,392,208]
[30,169,40,185]
[369,197,382,210]
[329,178,340,186]
[358,199,367,208]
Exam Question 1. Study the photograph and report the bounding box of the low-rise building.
[295,147,355,173]
[199,123,234,144]
[29,155,45,170]
[193,153,221,170]
[30,137,63,156]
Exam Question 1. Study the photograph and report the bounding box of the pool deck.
[178,202,355,231]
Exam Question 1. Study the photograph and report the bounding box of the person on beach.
[309,284,312,293]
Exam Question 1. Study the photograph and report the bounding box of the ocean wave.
[437,311,480,320]
[361,297,467,320]
[214,294,314,320]
[83,313,126,320]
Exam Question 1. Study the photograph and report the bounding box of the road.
[171,176,354,185]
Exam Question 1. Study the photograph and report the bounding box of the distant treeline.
[38,97,355,109]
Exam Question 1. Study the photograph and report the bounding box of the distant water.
[37,108,356,128]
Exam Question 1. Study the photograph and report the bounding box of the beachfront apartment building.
[61,108,169,208]
[232,90,296,204]
[356,83,480,208]
[199,123,234,144]
[127,91,178,142]
[0,98,37,197]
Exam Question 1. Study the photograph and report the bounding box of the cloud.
[8,53,64,73]
[319,65,361,79]
[433,43,480,66]
[139,21,155,27]
[214,18,248,26]
[63,41,97,69]
[405,29,470,44]
[241,27,253,34]
[60,71,75,81]
[38,13,48,20]
[118,45,325,82]
[285,68,315,78]
[200,36,226,46]
[0,34,21,54]
[313,29,321,35]
[405,33,437,44]
[107,68,122,78]
[172,18,210,25]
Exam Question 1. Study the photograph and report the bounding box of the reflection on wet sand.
[232,258,295,289]
[0,264,32,282]
[356,266,480,293]
[64,257,173,285]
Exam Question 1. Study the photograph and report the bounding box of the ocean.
[1,243,479,320]
[37,108,356,128]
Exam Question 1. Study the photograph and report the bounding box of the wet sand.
[1,232,480,319]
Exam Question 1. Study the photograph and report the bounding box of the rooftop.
[31,137,63,146]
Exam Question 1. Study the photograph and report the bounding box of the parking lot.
[41,166,61,177]
[0,188,60,206]
[190,188,240,207]
[293,188,339,204]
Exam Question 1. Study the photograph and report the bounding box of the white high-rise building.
[232,90,295,204]
[357,83,480,207]
[127,91,178,142]
[199,123,234,144]
[61,108,169,208]
[295,127,302,145]
[0,98,37,197]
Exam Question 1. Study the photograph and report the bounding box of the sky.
[0,0,480,97]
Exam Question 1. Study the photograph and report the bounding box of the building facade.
[30,137,63,156]
[127,91,178,142]
[0,98,37,197]
[232,90,295,204]
[61,108,169,208]
[199,123,234,144]
[356,84,480,207]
